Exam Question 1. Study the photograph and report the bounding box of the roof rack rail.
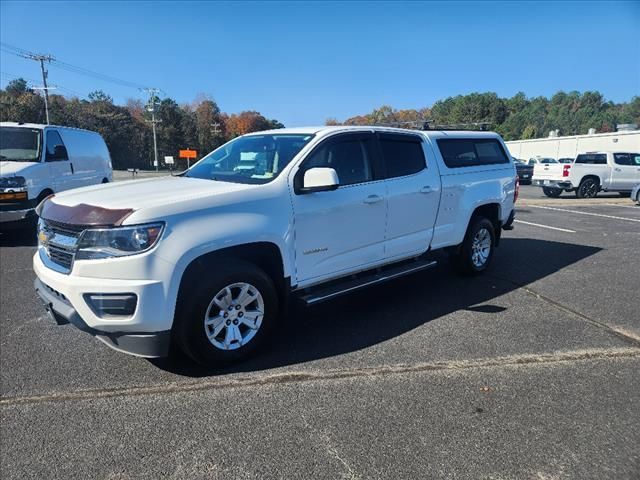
[422,121,493,131]
[369,120,493,131]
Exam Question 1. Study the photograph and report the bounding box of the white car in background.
[532,151,640,198]
[527,157,558,167]
[0,122,113,228]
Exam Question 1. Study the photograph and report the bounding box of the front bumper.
[33,251,174,357]
[532,179,573,189]
[34,277,170,357]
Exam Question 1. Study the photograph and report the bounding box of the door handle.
[419,186,434,194]
[363,194,383,204]
[614,168,621,172]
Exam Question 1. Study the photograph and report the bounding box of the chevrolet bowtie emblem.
[38,229,49,245]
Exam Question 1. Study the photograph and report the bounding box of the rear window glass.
[437,138,509,168]
[379,135,425,178]
[575,154,607,165]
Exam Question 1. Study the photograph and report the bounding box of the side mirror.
[300,167,339,193]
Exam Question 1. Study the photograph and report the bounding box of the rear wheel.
[576,178,599,198]
[451,217,495,276]
[174,259,278,367]
[542,187,562,198]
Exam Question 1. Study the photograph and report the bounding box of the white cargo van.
[0,122,113,227]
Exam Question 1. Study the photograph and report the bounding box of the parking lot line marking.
[529,205,640,223]
[601,203,640,209]
[514,219,576,233]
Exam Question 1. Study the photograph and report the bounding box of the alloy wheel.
[203,282,265,350]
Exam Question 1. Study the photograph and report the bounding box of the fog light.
[84,293,137,318]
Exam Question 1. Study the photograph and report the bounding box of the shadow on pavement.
[151,237,602,377]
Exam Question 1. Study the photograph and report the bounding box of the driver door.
[290,132,387,286]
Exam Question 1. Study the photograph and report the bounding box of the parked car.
[527,157,558,166]
[33,126,517,366]
[532,151,640,198]
[514,159,534,184]
[632,183,640,205]
[0,122,113,229]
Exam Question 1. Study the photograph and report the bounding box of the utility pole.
[22,53,54,124]
[143,88,162,172]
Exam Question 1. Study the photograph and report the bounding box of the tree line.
[327,91,640,141]
[0,79,283,170]
[2,79,638,169]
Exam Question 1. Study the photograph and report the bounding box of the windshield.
[0,127,42,162]
[186,133,314,184]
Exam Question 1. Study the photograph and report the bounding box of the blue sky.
[1,1,639,126]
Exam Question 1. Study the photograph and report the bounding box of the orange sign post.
[179,149,198,168]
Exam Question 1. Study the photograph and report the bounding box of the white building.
[505,127,640,160]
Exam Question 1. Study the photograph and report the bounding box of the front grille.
[46,220,85,238]
[47,244,75,270]
[40,220,86,273]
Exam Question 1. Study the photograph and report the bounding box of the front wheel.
[450,217,495,276]
[576,178,599,198]
[174,259,278,367]
[542,187,562,198]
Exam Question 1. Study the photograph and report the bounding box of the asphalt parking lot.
[1,185,639,479]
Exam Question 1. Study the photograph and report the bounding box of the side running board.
[299,258,438,306]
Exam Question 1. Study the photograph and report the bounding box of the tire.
[174,259,279,367]
[542,187,562,198]
[576,178,599,198]
[450,217,495,276]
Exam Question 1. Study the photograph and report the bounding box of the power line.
[1,41,153,92]
[1,71,86,99]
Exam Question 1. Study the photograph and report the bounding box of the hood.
[0,161,40,177]
[41,176,259,225]
[53,176,256,210]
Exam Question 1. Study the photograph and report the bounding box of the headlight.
[0,176,26,189]
[76,222,164,260]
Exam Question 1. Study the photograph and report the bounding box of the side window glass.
[437,139,509,168]
[305,138,373,186]
[45,131,68,161]
[379,136,426,178]
[614,153,632,166]
[528,159,535,166]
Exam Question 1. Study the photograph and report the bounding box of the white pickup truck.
[33,127,517,366]
[532,151,640,198]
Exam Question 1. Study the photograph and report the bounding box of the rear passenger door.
[378,133,441,260]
